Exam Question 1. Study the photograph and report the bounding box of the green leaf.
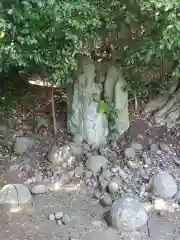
[99,100,109,114]
[36,117,51,128]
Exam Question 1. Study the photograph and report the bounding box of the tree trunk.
[67,55,129,147]
[145,78,180,128]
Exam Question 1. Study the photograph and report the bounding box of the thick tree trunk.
[67,55,129,147]
[145,78,180,128]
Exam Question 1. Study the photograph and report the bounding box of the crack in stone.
[13,184,20,207]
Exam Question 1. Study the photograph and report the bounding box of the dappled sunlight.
[153,198,179,214]
[9,206,23,213]
[48,181,81,193]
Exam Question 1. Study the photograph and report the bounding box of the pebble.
[108,182,119,194]
[31,177,37,183]
[62,214,71,225]
[75,166,84,178]
[55,212,63,220]
[100,194,113,207]
[57,219,62,226]
[124,148,136,159]
[35,174,43,183]
[111,167,118,174]
[49,214,55,221]
[85,171,93,179]
[127,160,137,169]
[100,180,108,191]
[94,190,102,199]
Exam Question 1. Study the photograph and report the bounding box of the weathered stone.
[14,137,35,155]
[48,145,72,166]
[100,169,112,181]
[86,155,107,174]
[127,160,137,169]
[100,194,112,207]
[152,172,177,199]
[124,148,136,159]
[100,179,109,191]
[108,182,119,194]
[131,142,143,152]
[75,166,84,178]
[67,56,108,147]
[114,72,129,135]
[55,212,63,220]
[62,214,71,225]
[159,142,169,152]
[68,142,84,157]
[0,184,32,209]
[49,214,55,221]
[106,197,148,231]
[72,134,83,144]
[85,170,93,179]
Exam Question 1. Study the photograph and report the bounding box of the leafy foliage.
[0,0,179,98]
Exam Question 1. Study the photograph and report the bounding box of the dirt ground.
[1,82,180,240]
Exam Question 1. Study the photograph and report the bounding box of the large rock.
[114,72,129,135]
[15,137,35,155]
[0,184,32,209]
[67,56,108,147]
[152,172,177,199]
[86,155,107,174]
[106,197,148,231]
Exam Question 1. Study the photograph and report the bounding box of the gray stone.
[57,219,62,225]
[35,174,43,183]
[14,137,35,155]
[48,145,72,166]
[100,180,109,191]
[62,214,71,224]
[124,148,136,159]
[127,160,137,169]
[85,170,93,179]
[67,56,108,147]
[100,194,112,207]
[159,142,169,152]
[106,197,148,231]
[150,143,158,152]
[0,184,32,209]
[152,172,177,199]
[131,142,143,152]
[49,214,55,221]
[75,166,84,178]
[108,182,119,194]
[68,142,84,157]
[86,155,107,174]
[72,134,83,144]
[31,185,48,195]
[114,70,129,135]
[94,190,102,199]
[55,212,63,220]
[100,169,112,181]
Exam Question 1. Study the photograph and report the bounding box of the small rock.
[131,142,143,152]
[57,219,62,226]
[0,124,8,137]
[31,185,48,195]
[100,194,112,207]
[48,145,72,166]
[105,197,148,231]
[94,190,102,199]
[49,214,55,221]
[72,134,83,144]
[75,166,84,178]
[100,169,112,181]
[108,182,119,194]
[111,167,118,174]
[47,171,53,177]
[127,160,137,169]
[142,153,151,165]
[150,143,158,152]
[35,174,43,183]
[14,137,35,155]
[85,171,93,179]
[159,142,169,152]
[55,212,63,220]
[68,142,84,157]
[31,177,36,183]
[152,172,177,199]
[0,184,32,208]
[124,148,136,159]
[83,143,90,151]
[86,155,107,174]
[24,178,33,185]
[62,214,71,225]
[100,180,108,191]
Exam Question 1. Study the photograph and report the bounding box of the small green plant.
[36,117,51,129]
[99,100,120,118]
